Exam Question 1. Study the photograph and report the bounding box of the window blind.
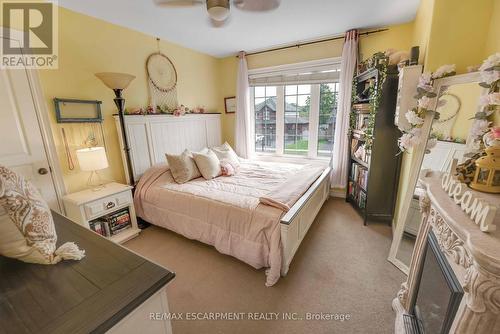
[248,60,341,86]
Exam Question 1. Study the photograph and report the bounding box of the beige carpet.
[125,198,405,334]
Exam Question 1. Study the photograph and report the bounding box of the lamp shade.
[76,147,109,171]
[95,72,135,90]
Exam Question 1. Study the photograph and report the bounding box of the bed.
[114,114,331,286]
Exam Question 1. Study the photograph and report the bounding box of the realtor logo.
[1,1,58,69]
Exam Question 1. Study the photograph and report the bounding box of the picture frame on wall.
[224,96,236,114]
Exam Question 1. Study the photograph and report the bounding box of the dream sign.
[441,172,497,232]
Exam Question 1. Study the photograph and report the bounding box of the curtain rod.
[238,28,388,58]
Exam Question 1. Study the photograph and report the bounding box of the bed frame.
[114,113,331,276]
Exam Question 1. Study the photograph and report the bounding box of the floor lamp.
[95,72,136,185]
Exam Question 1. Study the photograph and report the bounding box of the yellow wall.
[485,0,500,56]
[36,7,220,193]
[218,22,415,147]
[424,0,493,72]
[411,0,435,66]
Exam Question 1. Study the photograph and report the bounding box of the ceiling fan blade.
[154,0,204,7]
[233,0,280,12]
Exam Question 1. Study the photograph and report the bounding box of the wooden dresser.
[393,172,500,333]
[0,212,175,334]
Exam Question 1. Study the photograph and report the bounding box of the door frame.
[1,27,67,213]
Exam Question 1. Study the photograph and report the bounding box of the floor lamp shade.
[76,147,109,171]
[95,72,136,90]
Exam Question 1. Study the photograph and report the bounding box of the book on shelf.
[352,103,370,113]
[355,114,369,131]
[350,162,368,191]
[89,208,132,237]
[89,220,105,236]
[359,191,366,209]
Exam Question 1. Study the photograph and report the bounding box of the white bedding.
[134,159,323,286]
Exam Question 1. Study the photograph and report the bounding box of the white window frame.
[249,58,341,162]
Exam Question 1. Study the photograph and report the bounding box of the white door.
[0,36,60,210]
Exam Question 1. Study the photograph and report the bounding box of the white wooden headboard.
[421,140,467,172]
[114,114,222,183]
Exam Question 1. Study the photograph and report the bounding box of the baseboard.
[330,188,346,198]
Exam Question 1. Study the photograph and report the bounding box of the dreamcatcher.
[431,92,461,140]
[147,39,179,112]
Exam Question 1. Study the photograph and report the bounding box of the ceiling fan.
[154,0,281,26]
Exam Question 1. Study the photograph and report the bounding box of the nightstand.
[63,183,140,244]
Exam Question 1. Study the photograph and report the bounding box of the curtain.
[235,51,252,159]
[331,29,358,188]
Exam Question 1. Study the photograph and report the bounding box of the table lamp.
[76,146,109,190]
[95,72,136,185]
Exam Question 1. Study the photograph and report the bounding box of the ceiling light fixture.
[207,0,230,21]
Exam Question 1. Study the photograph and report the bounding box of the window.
[285,85,311,155]
[318,83,339,157]
[251,82,338,158]
[249,59,340,159]
[254,86,277,152]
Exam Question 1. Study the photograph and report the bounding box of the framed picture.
[54,98,103,123]
[224,96,236,114]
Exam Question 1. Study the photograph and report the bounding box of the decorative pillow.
[166,149,202,184]
[220,160,236,176]
[0,165,85,264]
[192,149,221,180]
[211,142,240,167]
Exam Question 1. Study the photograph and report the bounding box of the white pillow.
[0,165,85,264]
[211,142,240,167]
[166,149,201,184]
[192,149,221,180]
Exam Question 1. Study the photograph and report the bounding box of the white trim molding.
[330,188,346,198]
[248,58,342,86]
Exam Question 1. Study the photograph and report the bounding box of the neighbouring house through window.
[249,59,340,159]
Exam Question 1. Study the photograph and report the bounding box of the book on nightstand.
[89,208,132,237]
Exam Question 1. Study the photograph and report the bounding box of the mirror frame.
[388,72,485,274]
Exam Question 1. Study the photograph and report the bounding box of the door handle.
[38,168,49,175]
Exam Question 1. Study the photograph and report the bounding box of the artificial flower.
[431,64,456,79]
[416,73,434,93]
[479,52,500,71]
[426,137,437,150]
[470,119,490,138]
[398,133,413,151]
[482,127,500,147]
[409,127,423,143]
[192,106,206,114]
[492,126,500,139]
[479,92,500,107]
[172,104,189,116]
[417,96,433,110]
[480,70,500,85]
[487,92,500,105]
[405,109,424,126]
[419,72,432,86]
[398,128,423,151]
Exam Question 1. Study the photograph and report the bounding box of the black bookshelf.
[346,65,402,225]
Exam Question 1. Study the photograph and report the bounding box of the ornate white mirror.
[388,71,487,274]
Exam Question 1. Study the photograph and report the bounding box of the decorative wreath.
[146,53,178,93]
[435,92,461,124]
